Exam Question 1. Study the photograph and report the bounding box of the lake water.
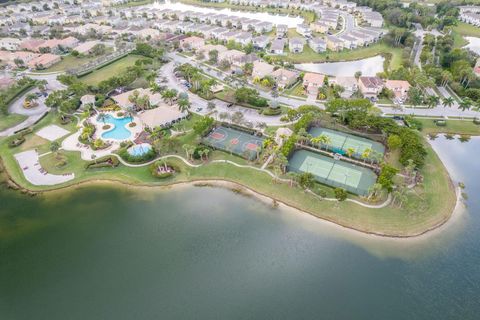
[153,0,304,28]
[464,36,480,55]
[295,55,385,76]
[1,136,479,319]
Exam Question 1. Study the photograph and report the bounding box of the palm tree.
[97,113,107,124]
[50,141,60,158]
[177,98,191,113]
[458,98,472,119]
[442,97,455,117]
[275,153,289,174]
[426,95,439,109]
[203,148,210,161]
[361,148,372,163]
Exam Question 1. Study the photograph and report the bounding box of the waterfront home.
[326,35,344,51]
[338,34,358,49]
[252,35,270,50]
[276,24,288,38]
[330,76,358,98]
[27,53,61,70]
[359,76,384,99]
[384,80,411,104]
[179,36,205,51]
[296,24,312,38]
[308,37,327,53]
[303,72,325,97]
[272,68,299,89]
[461,12,480,26]
[289,37,305,54]
[252,60,275,79]
[270,39,286,55]
[0,38,21,51]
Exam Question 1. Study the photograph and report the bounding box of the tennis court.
[288,149,377,196]
[309,127,385,160]
[203,126,264,160]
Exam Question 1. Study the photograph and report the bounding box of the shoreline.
[3,173,462,240]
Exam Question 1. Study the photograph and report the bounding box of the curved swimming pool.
[99,114,133,140]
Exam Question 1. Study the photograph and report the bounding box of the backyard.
[39,54,100,73]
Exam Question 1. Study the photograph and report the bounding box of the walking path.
[14,149,74,186]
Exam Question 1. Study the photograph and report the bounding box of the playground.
[288,149,377,196]
[203,126,264,160]
[309,127,385,160]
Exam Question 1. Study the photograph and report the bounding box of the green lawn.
[452,22,480,38]
[418,118,480,135]
[268,42,403,71]
[39,54,99,73]
[79,55,142,85]
[0,113,27,131]
[0,108,458,237]
[283,82,306,98]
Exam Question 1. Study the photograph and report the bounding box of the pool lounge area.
[96,114,134,141]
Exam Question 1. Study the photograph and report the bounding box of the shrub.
[435,120,447,127]
[85,155,119,169]
[261,107,282,116]
[102,124,111,130]
[150,160,180,179]
[8,137,25,148]
[118,146,156,163]
[129,122,137,128]
[334,188,348,201]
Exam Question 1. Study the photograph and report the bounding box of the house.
[271,68,299,89]
[27,53,61,70]
[197,44,228,57]
[112,88,163,110]
[362,11,384,28]
[252,60,275,79]
[236,32,253,46]
[289,37,305,54]
[73,41,100,55]
[308,37,327,53]
[303,72,325,96]
[218,49,246,66]
[179,36,205,51]
[270,38,286,55]
[296,24,311,38]
[330,76,358,98]
[310,21,329,34]
[358,76,384,99]
[384,80,411,104]
[276,24,288,38]
[326,35,344,51]
[252,35,270,49]
[0,38,21,51]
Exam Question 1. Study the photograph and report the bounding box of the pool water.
[128,143,152,157]
[99,114,133,140]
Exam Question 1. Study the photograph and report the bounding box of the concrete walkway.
[14,149,74,186]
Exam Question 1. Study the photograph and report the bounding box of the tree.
[442,97,454,116]
[97,113,108,124]
[231,111,244,124]
[207,101,216,112]
[182,144,192,160]
[426,95,440,108]
[458,98,472,118]
[334,188,347,201]
[378,164,399,192]
[177,97,191,113]
[208,49,218,64]
[298,172,315,189]
[50,141,60,158]
[387,134,402,150]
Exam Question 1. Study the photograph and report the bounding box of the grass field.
[79,55,142,85]
[451,22,480,48]
[418,119,480,135]
[268,42,403,70]
[0,113,27,131]
[39,54,99,73]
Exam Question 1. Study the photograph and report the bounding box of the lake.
[295,55,385,77]
[153,0,304,28]
[1,136,479,319]
[464,36,480,55]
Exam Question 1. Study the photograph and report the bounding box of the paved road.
[167,52,324,109]
[160,60,287,126]
[0,73,66,137]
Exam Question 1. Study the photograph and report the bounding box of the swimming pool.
[128,143,152,157]
[99,114,133,140]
